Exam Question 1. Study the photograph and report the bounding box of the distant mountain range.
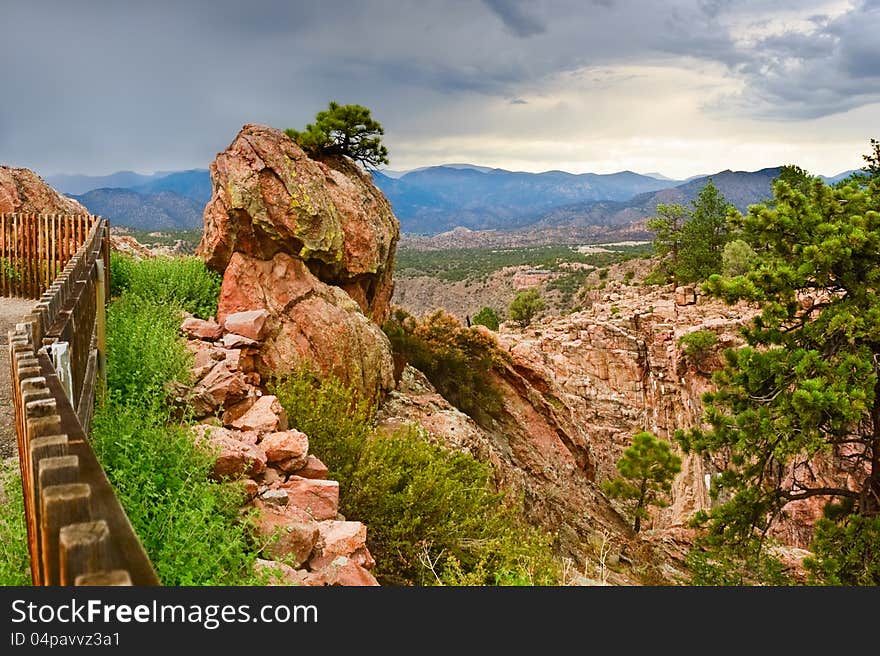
[48,163,860,235]
[70,188,205,231]
[50,170,211,230]
[372,166,677,233]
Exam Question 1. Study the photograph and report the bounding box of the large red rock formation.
[197,124,398,398]
[0,166,88,214]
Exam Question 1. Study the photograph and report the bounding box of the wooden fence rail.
[0,213,99,300]
[6,214,158,586]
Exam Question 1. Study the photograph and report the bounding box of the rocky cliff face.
[494,283,758,530]
[378,279,759,581]
[0,166,88,214]
[197,124,399,399]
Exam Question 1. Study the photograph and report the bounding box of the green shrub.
[685,540,789,586]
[508,289,545,327]
[546,270,590,306]
[111,254,221,319]
[471,306,500,331]
[678,330,718,368]
[721,239,756,277]
[1,258,22,283]
[805,509,880,585]
[93,260,261,585]
[271,371,560,586]
[348,427,558,586]
[270,368,374,484]
[383,309,505,426]
[643,268,669,286]
[0,462,30,585]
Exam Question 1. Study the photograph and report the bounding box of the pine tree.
[675,180,733,284]
[286,101,389,169]
[472,306,500,331]
[646,203,686,283]
[646,181,734,285]
[678,143,880,583]
[508,289,545,328]
[602,432,682,533]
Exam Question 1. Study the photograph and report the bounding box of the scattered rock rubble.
[175,309,379,586]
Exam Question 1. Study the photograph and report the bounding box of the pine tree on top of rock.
[286,101,390,169]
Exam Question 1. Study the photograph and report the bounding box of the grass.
[0,461,30,585]
[89,255,263,585]
[110,252,221,319]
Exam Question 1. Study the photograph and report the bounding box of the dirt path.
[0,298,36,459]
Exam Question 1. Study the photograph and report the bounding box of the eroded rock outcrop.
[0,166,87,214]
[197,124,398,398]
[494,283,758,530]
[377,281,762,583]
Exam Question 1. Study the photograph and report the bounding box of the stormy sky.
[1,0,877,178]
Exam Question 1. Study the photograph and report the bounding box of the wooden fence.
[0,213,99,300]
[6,214,158,586]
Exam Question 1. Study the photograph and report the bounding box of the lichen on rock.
[197,124,399,399]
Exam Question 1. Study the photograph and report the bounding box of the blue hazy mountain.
[54,163,862,234]
[131,169,212,206]
[47,170,161,196]
[56,169,211,230]
[372,165,680,233]
[533,166,864,230]
[71,188,204,230]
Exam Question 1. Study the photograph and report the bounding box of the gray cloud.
[0,0,874,177]
[482,0,546,37]
[722,0,880,118]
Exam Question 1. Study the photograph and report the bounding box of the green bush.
[472,306,500,331]
[0,462,30,585]
[805,509,880,585]
[348,427,558,586]
[110,254,221,319]
[271,371,560,586]
[270,368,374,484]
[678,330,718,368]
[721,239,755,277]
[90,405,260,585]
[92,254,262,585]
[383,309,505,426]
[642,268,668,286]
[109,251,135,297]
[508,289,545,327]
[546,270,590,306]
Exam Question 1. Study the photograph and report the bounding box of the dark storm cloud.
[0,0,875,176]
[482,0,546,37]
[724,0,880,118]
